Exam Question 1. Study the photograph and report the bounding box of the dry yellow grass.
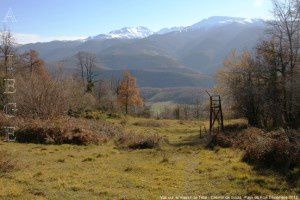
[0,118,297,199]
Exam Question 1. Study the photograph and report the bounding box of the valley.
[19,16,266,103]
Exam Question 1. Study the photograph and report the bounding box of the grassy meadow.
[0,118,298,200]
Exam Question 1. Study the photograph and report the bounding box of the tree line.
[0,29,208,121]
[217,0,299,129]
[74,51,144,115]
[0,32,144,119]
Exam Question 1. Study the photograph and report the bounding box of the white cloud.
[253,0,266,7]
[14,33,87,44]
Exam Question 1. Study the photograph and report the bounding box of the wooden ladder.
[209,95,224,134]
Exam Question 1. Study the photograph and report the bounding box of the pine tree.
[117,71,143,114]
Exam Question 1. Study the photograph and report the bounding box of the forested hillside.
[19,17,265,91]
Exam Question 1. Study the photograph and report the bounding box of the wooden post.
[219,96,224,131]
[199,126,202,138]
[209,96,213,134]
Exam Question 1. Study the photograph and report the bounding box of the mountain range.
[84,16,265,40]
[88,26,154,40]
[19,16,267,97]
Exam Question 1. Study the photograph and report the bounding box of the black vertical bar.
[219,96,224,131]
[209,96,212,134]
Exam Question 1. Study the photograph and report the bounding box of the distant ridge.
[189,16,265,30]
[88,26,154,40]
[86,16,265,41]
[19,16,266,89]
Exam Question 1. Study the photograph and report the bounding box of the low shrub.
[16,73,69,119]
[82,111,124,120]
[133,120,167,127]
[116,132,166,149]
[215,133,233,148]
[206,127,299,173]
[0,113,9,139]
[232,129,265,149]
[107,112,123,119]
[0,151,17,174]
[120,119,128,126]
[82,111,107,120]
[208,128,268,149]
[15,118,123,145]
[0,112,9,128]
[242,131,299,172]
[206,133,233,149]
[223,123,248,132]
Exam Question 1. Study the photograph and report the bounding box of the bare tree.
[76,51,97,93]
[268,0,300,127]
[0,28,15,74]
[110,76,120,96]
[194,96,201,119]
[76,52,85,83]
[174,104,180,120]
[217,50,262,126]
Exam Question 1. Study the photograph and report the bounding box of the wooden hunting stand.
[206,91,224,134]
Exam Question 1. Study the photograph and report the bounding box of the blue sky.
[0,0,272,44]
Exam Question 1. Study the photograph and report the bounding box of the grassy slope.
[0,118,297,200]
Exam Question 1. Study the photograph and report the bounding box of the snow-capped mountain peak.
[190,16,265,30]
[156,26,186,35]
[88,16,265,41]
[89,26,153,40]
[109,26,153,39]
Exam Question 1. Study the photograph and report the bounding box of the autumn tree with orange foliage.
[117,71,143,114]
[21,50,45,75]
